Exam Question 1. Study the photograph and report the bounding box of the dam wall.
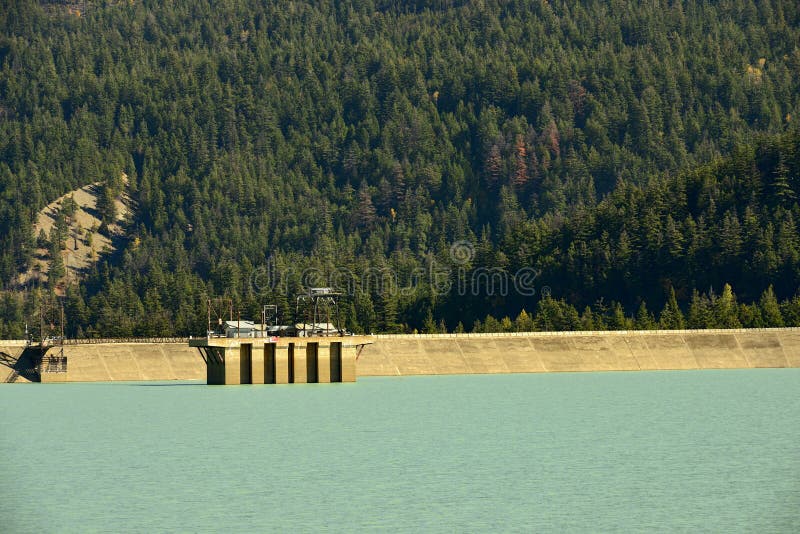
[356,329,800,376]
[2,328,799,382]
[31,343,203,382]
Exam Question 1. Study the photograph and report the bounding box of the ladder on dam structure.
[1,350,21,382]
[4,369,20,383]
[0,348,39,383]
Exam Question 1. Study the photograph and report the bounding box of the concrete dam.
[2,328,799,383]
[358,329,800,375]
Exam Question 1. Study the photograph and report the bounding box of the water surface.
[1,370,799,532]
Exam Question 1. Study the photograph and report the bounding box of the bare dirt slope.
[17,176,132,294]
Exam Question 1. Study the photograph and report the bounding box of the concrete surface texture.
[356,329,800,376]
[2,328,799,383]
[0,343,34,383]
[56,343,204,382]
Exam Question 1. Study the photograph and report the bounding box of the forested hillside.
[1,0,799,337]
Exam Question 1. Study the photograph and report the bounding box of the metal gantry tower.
[295,287,344,337]
[207,297,233,337]
[36,293,67,374]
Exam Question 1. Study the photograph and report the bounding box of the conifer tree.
[471,319,483,333]
[580,306,596,331]
[355,181,377,230]
[659,287,686,330]
[422,308,438,333]
[780,296,800,327]
[770,153,796,207]
[378,292,401,333]
[484,144,502,190]
[607,302,632,330]
[688,290,714,329]
[96,182,118,226]
[483,314,502,333]
[512,135,529,187]
[713,284,741,328]
[438,319,448,333]
[759,285,784,327]
[635,301,656,330]
[514,309,534,332]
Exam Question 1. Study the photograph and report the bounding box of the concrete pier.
[318,343,331,383]
[189,337,373,385]
[275,345,290,384]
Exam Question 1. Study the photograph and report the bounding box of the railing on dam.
[374,326,800,339]
[61,337,191,345]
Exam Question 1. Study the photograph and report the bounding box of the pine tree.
[37,228,48,248]
[512,135,529,187]
[737,303,764,328]
[770,153,796,207]
[345,302,363,334]
[534,297,580,331]
[543,119,560,158]
[635,301,657,330]
[355,292,377,334]
[580,306,596,331]
[422,308,438,333]
[378,292,400,333]
[64,286,89,337]
[514,309,534,332]
[780,296,800,327]
[759,285,784,327]
[664,215,684,260]
[483,314,502,333]
[484,144,502,189]
[688,290,714,329]
[96,182,118,226]
[713,283,741,328]
[354,181,377,230]
[392,162,406,204]
[607,302,632,330]
[659,287,686,329]
[48,248,65,287]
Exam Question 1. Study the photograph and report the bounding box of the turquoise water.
[1,370,799,533]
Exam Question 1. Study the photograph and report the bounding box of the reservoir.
[2,370,799,532]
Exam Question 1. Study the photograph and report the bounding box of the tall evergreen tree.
[759,285,784,327]
[659,287,686,330]
[635,301,656,330]
[713,284,742,329]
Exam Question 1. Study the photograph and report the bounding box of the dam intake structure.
[192,288,373,385]
[190,336,373,385]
